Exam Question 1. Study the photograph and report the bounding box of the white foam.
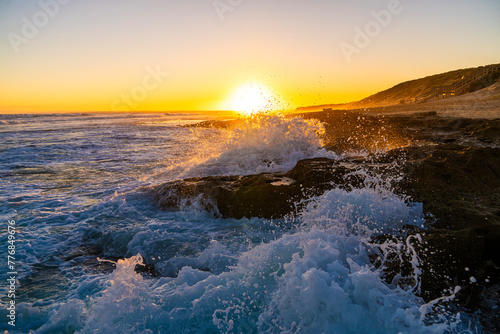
[36,185,475,333]
[182,114,337,177]
[299,187,426,236]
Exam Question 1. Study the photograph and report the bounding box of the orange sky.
[1,0,499,113]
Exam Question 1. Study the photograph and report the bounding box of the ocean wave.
[0,120,23,125]
[27,183,476,333]
[182,114,337,178]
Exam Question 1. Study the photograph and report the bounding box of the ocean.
[0,113,480,333]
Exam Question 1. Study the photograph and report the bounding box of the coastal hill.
[297,63,500,112]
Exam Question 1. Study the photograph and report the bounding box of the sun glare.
[230,83,280,116]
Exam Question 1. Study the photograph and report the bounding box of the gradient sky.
[1,0,499,113]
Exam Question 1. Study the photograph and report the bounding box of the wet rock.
[475,225,500,265]
[394,144,500,230]
[134,262,161,277]
[150,158,365,219]
[477,283,500,333]
[372,140,500,305]
[315,111,412,153]
[370,227,499,306]
[417,229,485,304]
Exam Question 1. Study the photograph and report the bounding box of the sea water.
[0,113,479,333]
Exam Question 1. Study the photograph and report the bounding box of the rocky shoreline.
[151,109,500,331]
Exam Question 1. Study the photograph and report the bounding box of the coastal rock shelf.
[150,158,365,219]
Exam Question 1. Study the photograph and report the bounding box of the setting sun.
[230,83,281,115]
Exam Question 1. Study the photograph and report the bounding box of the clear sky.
[1,0,499,113]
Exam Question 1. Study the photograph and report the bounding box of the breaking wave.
[182,114,337,177]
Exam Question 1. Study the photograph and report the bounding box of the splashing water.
[183,114,336,177]
[29,186,477,333]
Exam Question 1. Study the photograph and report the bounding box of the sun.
[230,83,280,116]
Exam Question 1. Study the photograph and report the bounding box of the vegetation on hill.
[297,63,500,112]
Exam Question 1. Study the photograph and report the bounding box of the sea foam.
[182,114,337,178]
[34,186,474,333]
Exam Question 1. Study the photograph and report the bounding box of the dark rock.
[150,158,365,219]
[313,111,412,153]
[417,229,485,304]
[394,144,500,230]
[413,111,438,117]
[477,283,500,333]
[370,227,499,307]
[475,225,500,265]
[371,140,500,306]
[134,262,161,277]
